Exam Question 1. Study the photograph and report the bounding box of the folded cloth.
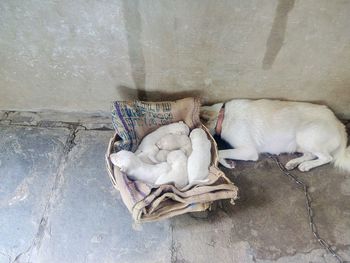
[106,97,238,222]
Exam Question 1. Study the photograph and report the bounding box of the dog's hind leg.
[219,148,258,168]
[297,152,333,172]
[295,121,339,172]
[285,153,315,170]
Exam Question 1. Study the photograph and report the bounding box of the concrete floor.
[0,111,349,263]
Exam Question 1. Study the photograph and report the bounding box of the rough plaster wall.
[0,0,349,117]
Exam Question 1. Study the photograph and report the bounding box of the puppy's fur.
[155,149,170,162]
[110,150,170,184]
[156,134,192,156]
[135,121,190,164]
[201,99,350,172]
[187,128,211,183]
[155,150,189,188]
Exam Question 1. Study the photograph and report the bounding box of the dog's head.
[200,103,224,135]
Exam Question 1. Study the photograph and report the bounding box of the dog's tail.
[333,123,350,172]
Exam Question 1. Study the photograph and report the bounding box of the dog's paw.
[219,158,236,169]
[298,162,312,172]
[226,159,236,168]
[285,161,298,170]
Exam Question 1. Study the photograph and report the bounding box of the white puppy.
[135,121,190,164]
[155,149,170,162]
[187,128,211,183]
[110,150,170,184]
[155,150,189,188]
[156,134,192,156]
[200,99,350,172]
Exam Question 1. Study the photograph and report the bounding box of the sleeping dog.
[200,99,350,172]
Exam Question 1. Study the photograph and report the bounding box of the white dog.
[200,99,350,172]
[110,150,170,184]
[135,121,190,163]
[187,128,212,183]
[155,150,189,188]
[156,134,192,156]
[155,149,170,162]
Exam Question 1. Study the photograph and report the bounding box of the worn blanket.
[106,97,238,222]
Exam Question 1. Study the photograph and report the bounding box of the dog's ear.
[200,107,216,122]
[200,104,223,134]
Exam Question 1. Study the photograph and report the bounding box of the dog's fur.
[201,99,350,172]
[187,128,212,183]
[135,121,190,164]
[110,150,170,184]
[155,149,170,162]
[156,134,192,156]
[155,150,189,188]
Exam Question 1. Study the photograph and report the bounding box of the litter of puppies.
[110,121,212,189]
[106,98,238,222]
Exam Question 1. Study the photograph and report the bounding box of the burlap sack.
[105,97,238,222]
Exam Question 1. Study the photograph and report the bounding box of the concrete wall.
[0,0,349,117]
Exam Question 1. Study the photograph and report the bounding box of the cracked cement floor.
[0,111,349,263]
